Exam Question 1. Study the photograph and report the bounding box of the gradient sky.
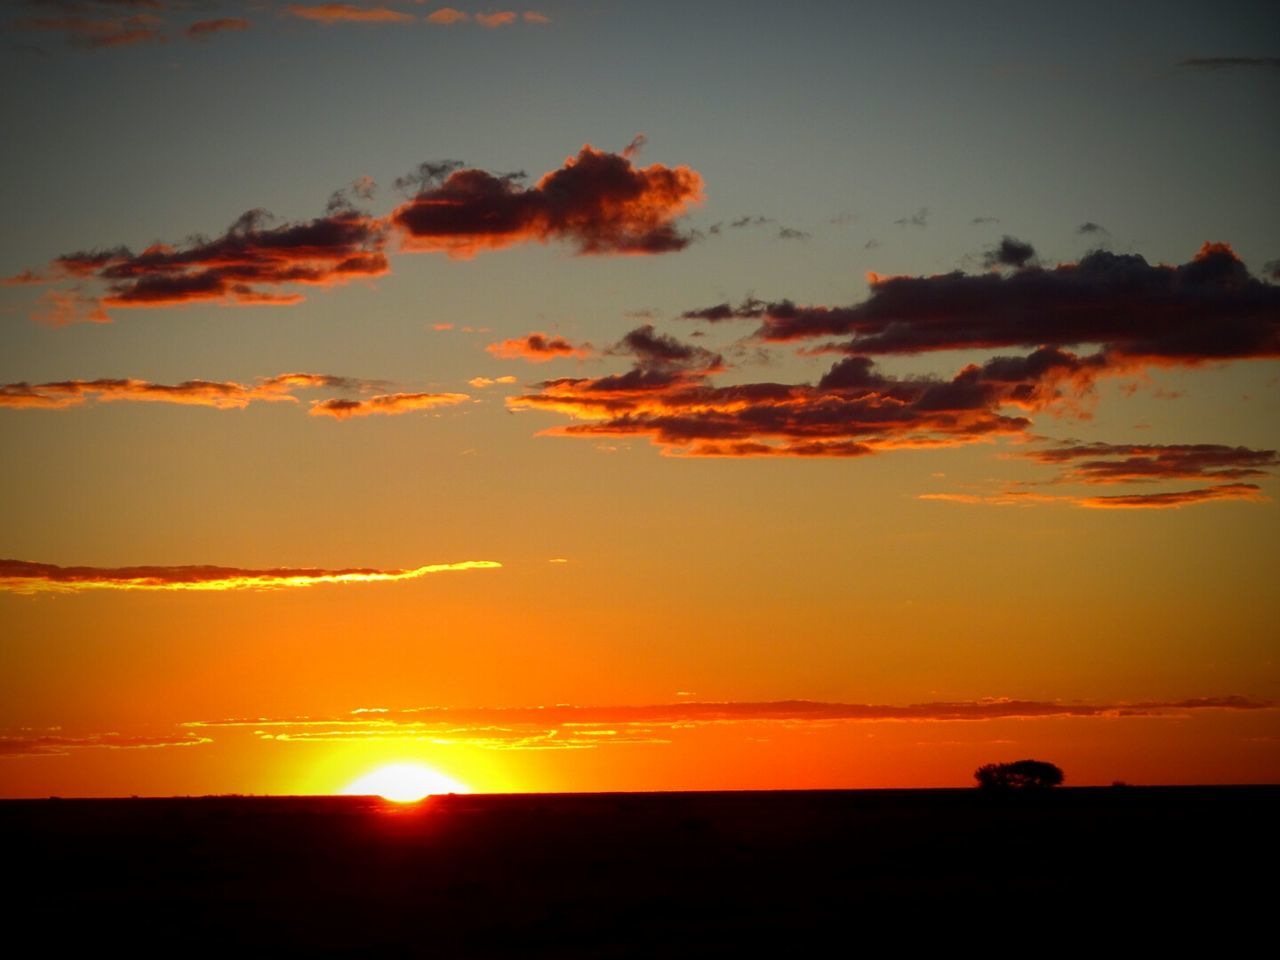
[2,1,1277,797]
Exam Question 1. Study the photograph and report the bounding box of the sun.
[342,763,470,803]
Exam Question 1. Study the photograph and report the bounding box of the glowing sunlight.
[341,763,470,803]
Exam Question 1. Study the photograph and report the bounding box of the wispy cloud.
[180,695,1277,751]
[1178,57,1280,71]
[0,372,397,414]
[1,731,211,758]
[308,391,469,418]
[0,558,501,594]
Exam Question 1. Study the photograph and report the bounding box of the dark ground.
[3,787,1274,955]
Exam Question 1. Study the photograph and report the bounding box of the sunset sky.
[2,1,1277,797]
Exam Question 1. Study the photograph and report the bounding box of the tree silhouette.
[974,759,1064,791]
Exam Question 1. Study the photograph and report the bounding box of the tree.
[974,759,1064,791]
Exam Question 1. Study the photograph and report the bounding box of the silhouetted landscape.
[5,787,1274,954]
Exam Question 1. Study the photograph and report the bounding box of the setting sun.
[341,764,470,803]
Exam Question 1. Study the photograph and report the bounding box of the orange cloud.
[285,4,414,24]
[510,328,1036,457]
[0,732,211,758]
[426,8,469,24]
[486,333,591,362]
[18,14,163,49]
[0,559,502,595]
[921,483,1268,510]
[475,12,518,28]
[468,376,518,388]
[523,11,550,24]
[1078,483,1268,509]
[183,695,1276,750]
[308,392,470,418]
[0,373,387,413]
[391,143,703,258]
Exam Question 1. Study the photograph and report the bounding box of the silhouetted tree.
[974,759,1064,791]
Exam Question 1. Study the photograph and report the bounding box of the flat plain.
[5,787,1274,955]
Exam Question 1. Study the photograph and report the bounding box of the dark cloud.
[511,335,1038,457]
[1077,221,1108,235]
[20,205,387,318]
[186,18,248,39]
[982,235,1037,270]
[680,297,766,322]
[1178,57,1280,71]
[971,216,1000,225]
[777,227,810,241]
[1028,442,1280,484]
[393,160,467,196]
[611,324,722,373]
[17,12,163,48]
[894,207,928,227]
[391,144,703,257]
[748,243,1280,368]
[0,558,501,594]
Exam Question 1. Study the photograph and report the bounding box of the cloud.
[17,12,163,48]
[474,12,517,28]
[1027,442,1280,484]
[894,207,928,227]
[921,484,1268,510]
[181,695,1276,750]
[186,17,248,39]
[0,732,211,758]
[284,4,414,24]
[390,143,703,257]
[1077,221,1108,235]
[680,297,766,322]
[1077,483,1267,509]
[923,440,1278,510]
[777,227,810,241]
[1178,57,1280,71]
[610,324,722,373]
[486,333,592,362]
[426,7,468,24]
[748,243,1280,369]
[510,331,1046,457]
[468,375,517,388]
[523,11,550,24]
[20,207,387,319]
[982,235,1036,270]
[307,392,469,418]
[0,372,389,412]
[0,558,501,594]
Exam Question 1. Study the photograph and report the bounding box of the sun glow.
[342,763,470,803]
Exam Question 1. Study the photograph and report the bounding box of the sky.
[1,0,1277,797]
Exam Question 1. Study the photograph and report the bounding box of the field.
[5,787,1274,954]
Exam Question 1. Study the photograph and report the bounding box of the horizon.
[2,1,1278,799]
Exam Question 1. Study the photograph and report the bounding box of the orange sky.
[2,2,1278,796]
